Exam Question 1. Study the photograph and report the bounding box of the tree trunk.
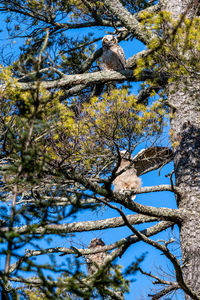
[161,0,200,296]
[161,0,198,17]
[169,79,200,296]
[160,0,200,296]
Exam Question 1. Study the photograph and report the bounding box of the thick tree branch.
[101,0,154,44]
[133,184,180,195]
[8,221,173,274]
[126,49,152,69]
[64,172,186,222]
[52,20,114,29]
[16,184,180,206]
[104,201,199,299]
[1,69,166,91]
[112,193,184,222]
[134,3,161,21]
[0,214,158,235]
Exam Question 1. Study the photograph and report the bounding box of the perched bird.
[113,151,141,200]
[92,35,125,96]
[101,35,126,71]
[86,238,107,275]
[113,147,173,200]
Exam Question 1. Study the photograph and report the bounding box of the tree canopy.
[0,0,200,299]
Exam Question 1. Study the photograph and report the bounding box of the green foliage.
[0,67,166,297]
[24,264,130,299]
[44,88,166,176]
[0,1,180,299]
[0,76,51,188]
[135,11,200,82]
[0,65,167,187]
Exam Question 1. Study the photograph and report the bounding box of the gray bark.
[169,80,200,297]
[161,0,200,296]
[161,0,198,17]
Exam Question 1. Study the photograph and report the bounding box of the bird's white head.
[120,150,130,160]
[102,35,118,48]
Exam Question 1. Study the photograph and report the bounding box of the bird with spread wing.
[113,147,173,200]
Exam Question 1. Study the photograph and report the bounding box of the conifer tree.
[0,0,199,299]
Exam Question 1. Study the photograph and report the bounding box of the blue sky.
[0,10,185,300]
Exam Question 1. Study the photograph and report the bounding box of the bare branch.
[63,172,185,222]
[149,285,179,299]
[16,184,180,206]
[19,67,66,81]
[0,214,158,235]
[4,186,18,274]
[1,69,167,91]
[139,267,177,286]
[9,221,173,274]
[104,203,199,299]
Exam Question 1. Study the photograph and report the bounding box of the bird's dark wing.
[132,147,173,176]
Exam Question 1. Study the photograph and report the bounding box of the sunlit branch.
[0,214,158,235]
[149,285,179,299]
[63,173,185,222]
[1,69,167,91]
[8,221,173,274]
[101,0,155,44]
[15,184,179,206]
[19,67,66,81]
[134,3,161,22]
[76,221,174,294]
[126,49,152,69]
[105,202,199,299]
